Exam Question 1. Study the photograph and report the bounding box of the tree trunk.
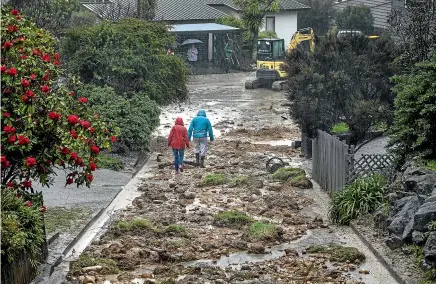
[251,29,259,61]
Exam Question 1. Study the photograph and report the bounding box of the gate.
[312,130,352,194]
[347,154,395,184]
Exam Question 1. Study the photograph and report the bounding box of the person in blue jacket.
[188,110,214,168]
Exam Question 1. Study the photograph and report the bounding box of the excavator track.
[245,78,260,89]
[272,80,288,91]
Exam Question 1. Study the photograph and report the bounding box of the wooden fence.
[312,130,352,194]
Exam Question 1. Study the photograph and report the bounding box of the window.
[266,17,275,31]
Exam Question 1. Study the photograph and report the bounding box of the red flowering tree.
[1,7,119,192]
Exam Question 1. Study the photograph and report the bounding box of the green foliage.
[229,176,252,187]
[258,30,278,38]
[114,218,152,232]
[79,85,160,151]
[1,189,45,264]
[61,18,189,105]
[1,7,118,188]
[272,167,305,181]
[331,122,350,134]
[215,211,254,226]
[200,173,228,186]
[248,221,278,241]
[336,5,374,34]
[424,160,436,172]
[286,34,396,144]
[68,9,99,28]
[429,221,436,231]
[165,224,187,237]
[69,253,119,275]
[329,174,387,225]
[404,245,436,282]
[389,57,436,164]
[8,0,81,34]
[96,154,123,171]
[44,206,92,235]
[307,245,366,262]
[216,15,244,29]
[298,0,336,35]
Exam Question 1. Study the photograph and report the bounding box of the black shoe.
[200,156,205,168]
[195,153,200,167]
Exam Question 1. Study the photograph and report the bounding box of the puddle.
[183,231,313,269]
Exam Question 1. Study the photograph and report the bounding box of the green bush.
[79,85,160,151]
[200,173,228,186]
[214,211,254,226]
[1,189,45,264]
[61,18,189,105]
[114,218,152,232]
[248,221,278,241]
[272,167,305,181]
[328,174,387,225]
[331,122,349,134]
[259,30,278,38]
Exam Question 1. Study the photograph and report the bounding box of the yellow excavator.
[245,27,316,91]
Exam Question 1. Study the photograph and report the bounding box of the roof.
[207,0,309,11]
[334,0,392,29]
[169,23,241,33]
[258,38,284,41]
[154,0,228,21]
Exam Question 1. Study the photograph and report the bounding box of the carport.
[169,23,244,72]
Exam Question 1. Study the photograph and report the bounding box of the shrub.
[272,167,305,181]
[328,174,387,225]
[61,18,189,105]
[69,253,119,275]
[1,188,45,264]
[336,5,374,34]
[331,122,349,134]
[114,218,152,232]
[1,7,118,189]
[214,211,254,226]
[200,173,228,186]
[78,85,159,151]
[248,221,279,241]
[259,30,278,38]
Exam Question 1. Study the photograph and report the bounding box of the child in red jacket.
[168,117,190,174]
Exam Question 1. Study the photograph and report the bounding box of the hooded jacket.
[168,117,189,149]
[188,110,214,141]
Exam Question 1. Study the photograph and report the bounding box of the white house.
[208,0,309,46]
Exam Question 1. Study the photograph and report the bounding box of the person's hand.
[186,143,190,148]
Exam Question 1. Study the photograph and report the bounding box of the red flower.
[78,97,88,103]
[21,95,29,103]
[53,61,60,66]
[16,16,22,20]
[42,53,50,62]
[23,180,32,188]
[3,41,13,49]
[21,79,30,87]
[80,120,91,129]
[70,91,75,97]
[7,25,18,33]
[11,9,19,15]
[67,115,79,125]
[87,174,94,182]
[8,134,17,143]
[48,111,61,121]
[70,152,78,160]
[41,205,47,213]
[1,156,10,168]
[18,135,30,145]
[110,136,117,143]
[30,74,36,80]
[41,85,50,93]
[70,130,78,139]
[42,72,49,81]
[6,182,15,188]
[66,177,73,185]
[76,157,84,166]
[54,53,61,60]
[3,125,16,134]
[7,67,17,76]
[89,162,97,171]
[90,145,100,155]
[3,112,10,117]
[32,48,42,56]
[58,160,65,166]
[18,36,25,42]
[88,127,95,133]
[24,201,32,207]
[60,147,69,155]
[25,89,35,98]
[26,157,37,167]
[21,55,28,60]
[1,65,6,73]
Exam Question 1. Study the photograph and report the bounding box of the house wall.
[260,11,298,46]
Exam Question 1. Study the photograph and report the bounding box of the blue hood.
[197,110,206,117]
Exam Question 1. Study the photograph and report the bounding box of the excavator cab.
[257,38,285,62]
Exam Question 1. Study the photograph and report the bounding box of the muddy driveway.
[66,72,397,284]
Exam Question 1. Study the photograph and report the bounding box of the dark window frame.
[265,16,275,32]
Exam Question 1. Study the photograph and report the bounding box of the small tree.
[298,0,336,35]
[336,5,374,34]
[233,0,279,60]
[1,7,118,189]
[388,57,436,164]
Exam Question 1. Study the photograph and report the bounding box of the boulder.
[413,202,436,232]
[387,196,420,236]
[402,165,436,195]
[386,235,404,250]
[424,231,436,262]
[402,218,415,241]
[424,195,436,204]
[412,231,427,246]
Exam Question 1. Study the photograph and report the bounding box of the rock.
[413,202,436,231]
[402,218,415,241]
[241,265,251,270]
[132,198,145,209]
[387,196,420,236]
[386,235,404,250]
[284,248,298,256]
[183,192,195,199]
[424,195,436,204]
[359,269,370,274]
[81,266,103,273]
[424,231,436,262]
[403,165,436,195]
[82,276,96,284]
[140,273,154,279]
[248,243,265,254]
[193,173,202,179]
[175,187,186,193]
[169,182,176,188]
[412,231,428,245]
